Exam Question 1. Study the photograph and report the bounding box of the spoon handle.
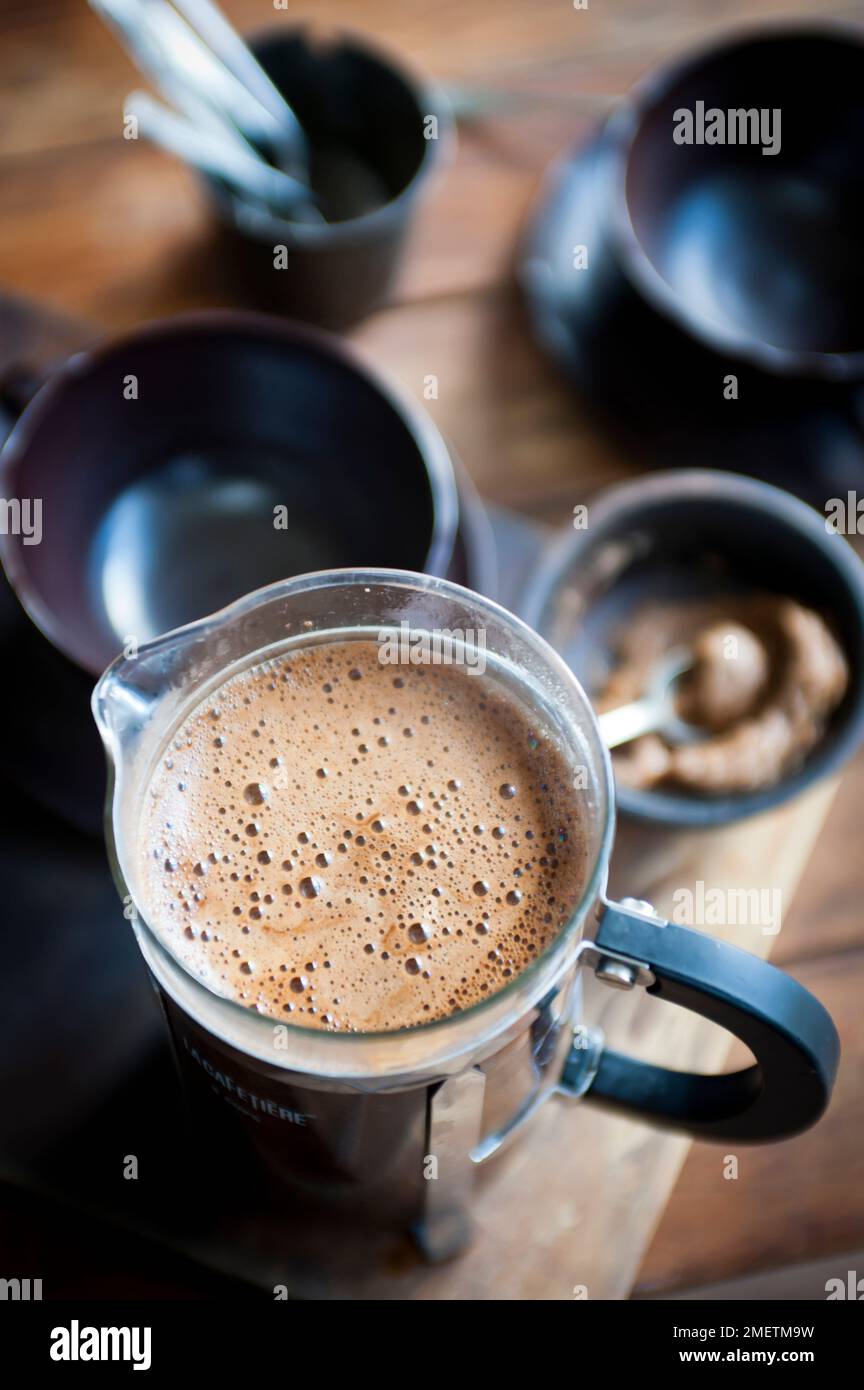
[92,0,256,148]
[597,696,667,750]
[169,0,309,170]
[124,90,312,211]
[141,0,286,147]
[92,0,295,158]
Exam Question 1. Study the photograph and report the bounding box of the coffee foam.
[137,640,587,1031]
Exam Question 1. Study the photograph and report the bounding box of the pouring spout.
[92,667,157,745]
[90,630,187,783]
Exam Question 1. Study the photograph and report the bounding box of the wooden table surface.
[1,0,862,1299]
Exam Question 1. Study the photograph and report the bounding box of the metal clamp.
[577,896,662,989]
[577,939,656,990]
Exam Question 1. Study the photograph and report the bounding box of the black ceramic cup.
[521,470,864,827]
[610,21,864,378]
[0,311,463,827]
[522,22,864,453]
[205,28,452,328]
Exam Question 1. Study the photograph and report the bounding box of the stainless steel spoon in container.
[597,647,702,749]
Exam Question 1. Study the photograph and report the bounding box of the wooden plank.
[636,949,864,1297]
[0,0,840,316]
[639,1247,864,1300]
[0,130,555,318]
[770,751,864,966]
[608,784,840,976]
[351,289,638,507]
[3,0,826,160]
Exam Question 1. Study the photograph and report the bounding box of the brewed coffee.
[137,637,588,1031]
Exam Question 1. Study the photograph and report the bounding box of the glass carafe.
[93,570,839,1260]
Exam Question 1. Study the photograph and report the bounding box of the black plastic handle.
[578,900,839,1142]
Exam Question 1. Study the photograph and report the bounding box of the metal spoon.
[92,0,258,148]
[142,0,309,175]
[91,0,313,197]
[124,90,314,212]
[170,0,310,175]
[598,647,705,750]
[92,0,283,148]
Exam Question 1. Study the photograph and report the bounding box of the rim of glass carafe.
[93,569,616,1077]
